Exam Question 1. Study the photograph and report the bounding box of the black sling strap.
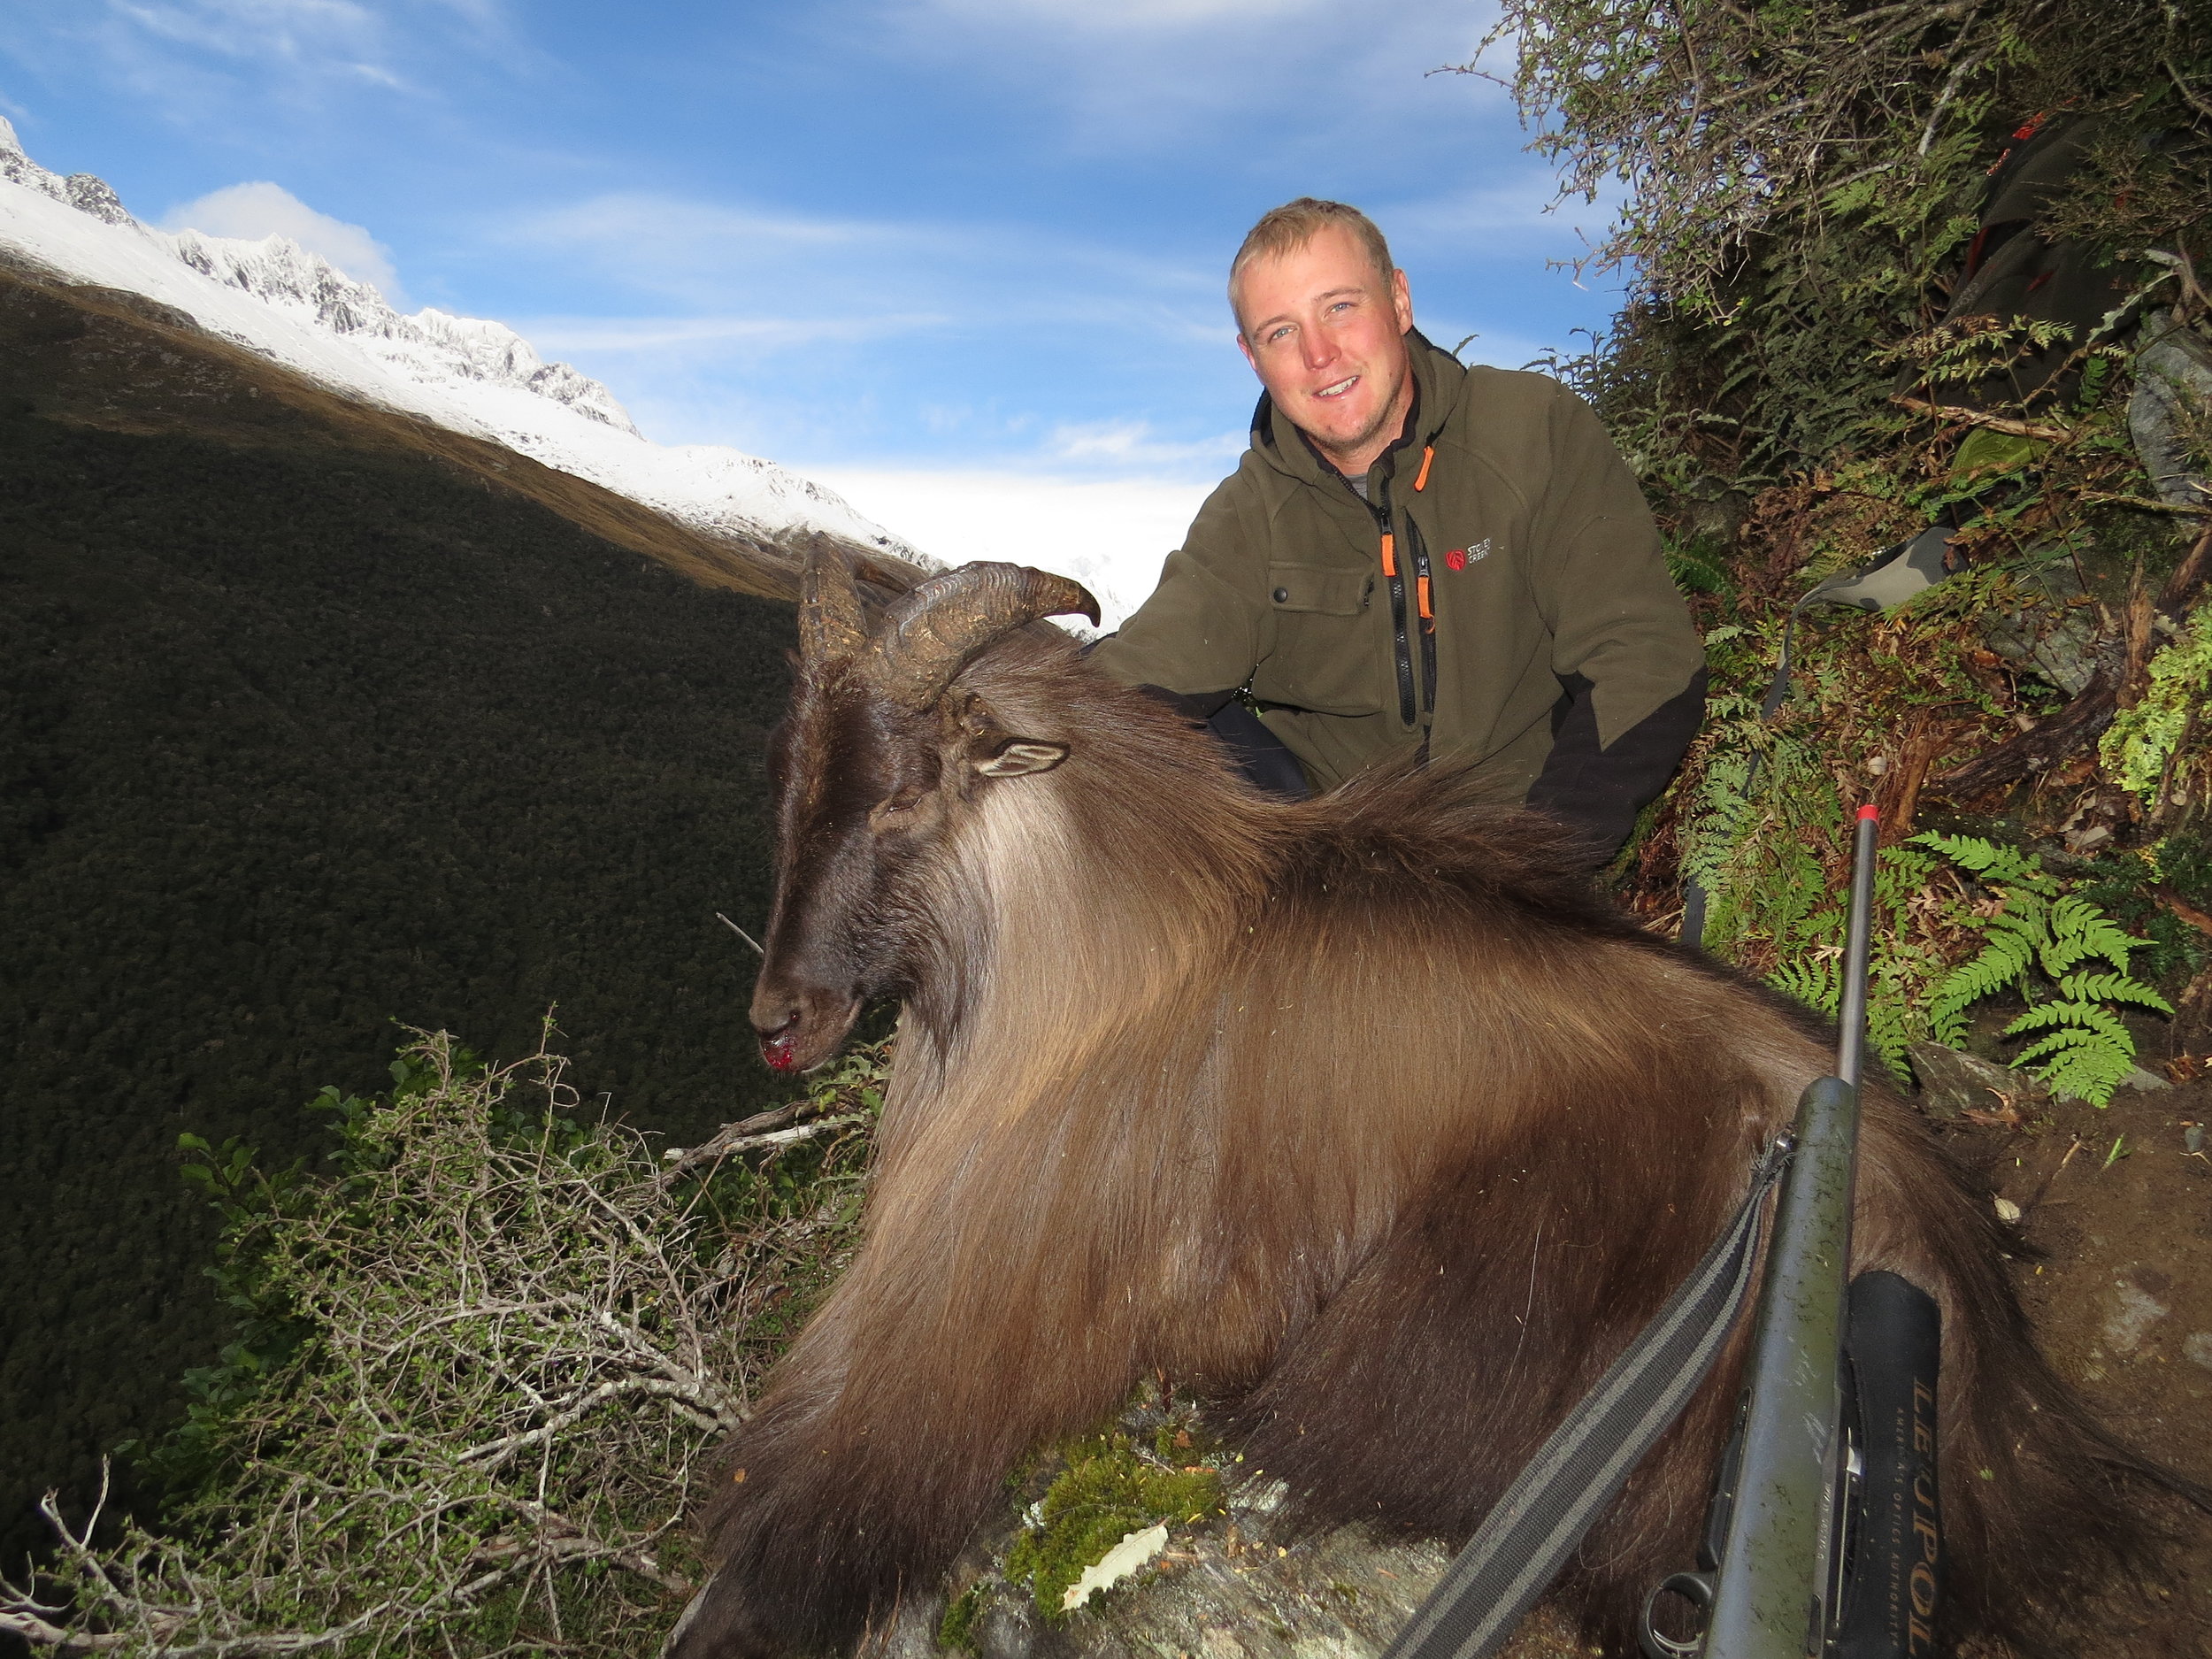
[1381,1138,1793,1659]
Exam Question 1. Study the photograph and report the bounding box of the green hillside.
[0,384,802,1568]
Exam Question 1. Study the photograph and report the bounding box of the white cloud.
[1,0,540,133]
[521,312,949,353]
[876,0,1511,157]
[927,0,1325,30]
[160,180,407,302]
[1046,419,1242,469]
[801,466,1211,629]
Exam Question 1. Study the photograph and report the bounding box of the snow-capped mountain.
[0,119,916,563]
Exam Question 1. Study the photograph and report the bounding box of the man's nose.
[1301,326,1336,373]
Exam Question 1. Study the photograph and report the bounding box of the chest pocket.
[1253,560,1381,715]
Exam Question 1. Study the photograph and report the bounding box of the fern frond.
[2017,1000,2132,1040]
[1925,933,2034,1046]
[2039,895,2143,979]
[2055,972,2176,1016]
[2011,1028,2137,1106]
[1767,958,1840,1017]
[1909,831,2054,893]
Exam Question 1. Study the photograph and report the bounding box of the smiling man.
[1090,198,1706,865]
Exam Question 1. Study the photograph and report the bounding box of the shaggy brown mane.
[673,565,2200,1659]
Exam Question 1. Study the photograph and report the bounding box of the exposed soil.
[1958,1074,2212,1655]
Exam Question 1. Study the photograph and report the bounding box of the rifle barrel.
[1834,805,1880,1089]
[1701,805,1879,1658]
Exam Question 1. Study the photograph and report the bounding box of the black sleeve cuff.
[1525,666,1709,866]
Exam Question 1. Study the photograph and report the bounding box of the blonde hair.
[1228,197,1395,323]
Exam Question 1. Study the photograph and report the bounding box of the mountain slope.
[0,117,918,578]
[0,266,834,1575]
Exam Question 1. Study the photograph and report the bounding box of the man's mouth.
[1313,374,1359,401]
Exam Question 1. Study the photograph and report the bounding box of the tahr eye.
[870,788,930,831]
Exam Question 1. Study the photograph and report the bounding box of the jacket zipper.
[1406,515,1438,721]
[1366,475,1417,728]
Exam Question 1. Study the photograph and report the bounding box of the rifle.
[1639,804,1943,1659]
[1384,806,1942,1659]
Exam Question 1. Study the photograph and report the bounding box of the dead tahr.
[671,553,2199,1658]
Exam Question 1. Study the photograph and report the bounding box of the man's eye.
[1268,326,1293,344]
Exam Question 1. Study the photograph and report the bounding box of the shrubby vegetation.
[0,371,802,1566]
[1,1033,881,1656]
[1466,0,2212,1088]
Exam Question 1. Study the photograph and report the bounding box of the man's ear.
[959,694,1069,777]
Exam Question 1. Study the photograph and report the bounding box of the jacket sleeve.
[1521,387,1708,863]
[1087,473,1273,702]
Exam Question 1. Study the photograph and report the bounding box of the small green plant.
[2101,598,2212,808]
[1003,1432,1222,1622]
[937,1583,986,1654]
[1916,833,2173,1104]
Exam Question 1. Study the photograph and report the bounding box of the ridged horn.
[797,538,868,664]
[864,562,1101,710]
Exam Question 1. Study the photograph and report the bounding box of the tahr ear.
[960,695,1069,777]
[973,740,1069,777]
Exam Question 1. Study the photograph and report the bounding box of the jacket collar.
[1248,327,1463,493]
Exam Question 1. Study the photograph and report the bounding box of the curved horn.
[865,562,1101,710]
[797,538,868,664]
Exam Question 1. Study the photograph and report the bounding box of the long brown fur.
[676,604,2200,1659]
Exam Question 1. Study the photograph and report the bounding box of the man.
[1089,198,1706,865]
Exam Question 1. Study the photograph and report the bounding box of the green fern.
[1760,844,1942,1085]
[1914,833,2173,1104]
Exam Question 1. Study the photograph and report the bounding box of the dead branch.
[1889,396,2075,442]
[659,1113,865,1186]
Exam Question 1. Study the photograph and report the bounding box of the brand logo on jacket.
[1444,539,1491,572]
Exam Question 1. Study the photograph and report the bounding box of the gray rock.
[1906,1041,2048,1120]
[65,172,131,226]
[2102,1280,2170,1354]
[1978,549,2103,695]
[948,1524,1465,1659]
[2129,318,2212,511]
[2117,1066,2170,1093]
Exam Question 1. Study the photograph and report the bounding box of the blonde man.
[1091,199,1705,864]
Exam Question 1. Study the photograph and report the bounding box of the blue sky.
[0,0,1626,572]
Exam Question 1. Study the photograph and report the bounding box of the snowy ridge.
[0,119,914,560]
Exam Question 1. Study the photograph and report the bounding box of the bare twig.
[1889,396,2074,442]
[2076,490,2211,517]
[714,913,764,956]
[659,1114,865,1186]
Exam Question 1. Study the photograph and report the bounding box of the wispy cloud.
[494,190,1233,360]
[1045,419,1242,469]
[521,313,950,353]
[925,0,1329,32]
[2,0,538,131]
[875,0,1511,158]
[160,178,409,301]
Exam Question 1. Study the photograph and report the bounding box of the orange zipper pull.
[1412,446,1434,493]
[1380,531,1397,578]
[1417,574,1432,620]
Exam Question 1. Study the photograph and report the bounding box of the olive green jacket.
[1091,333,1704,851]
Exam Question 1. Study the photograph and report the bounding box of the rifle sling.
[1381,1138,1793,1659]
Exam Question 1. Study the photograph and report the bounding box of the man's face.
[1233,223,1415,471]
